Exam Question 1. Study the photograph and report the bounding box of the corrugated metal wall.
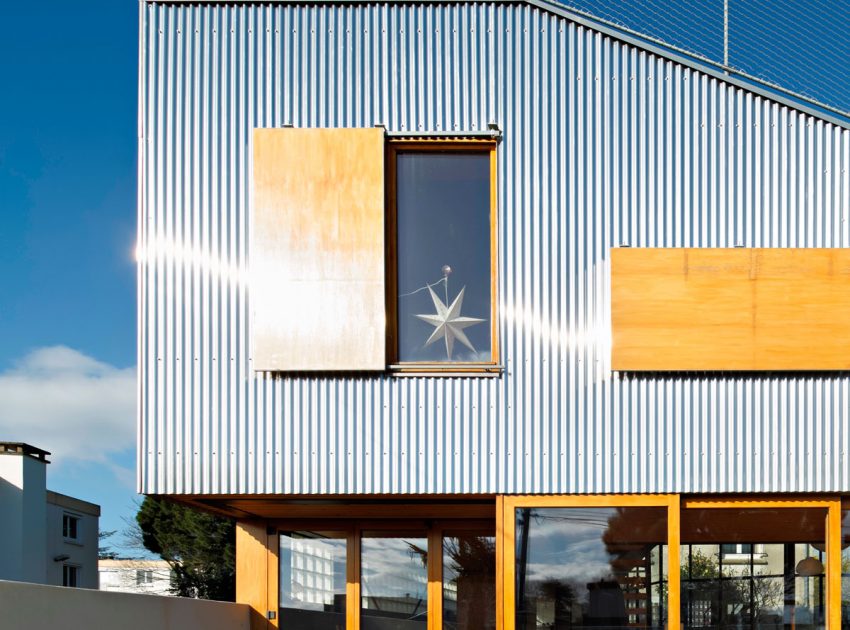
[138,1,850,496]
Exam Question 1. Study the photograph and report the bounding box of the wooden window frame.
[499,495,681,630]
[270,517,496,630]
[387,139,500,374]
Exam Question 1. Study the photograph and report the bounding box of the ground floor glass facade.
[255,497,847,630]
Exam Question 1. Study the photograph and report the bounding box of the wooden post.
[236,520,270,630]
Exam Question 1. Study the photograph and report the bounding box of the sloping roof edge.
[142,0,850,131]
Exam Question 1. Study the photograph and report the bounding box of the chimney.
[0,443,50,584]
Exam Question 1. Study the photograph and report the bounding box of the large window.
[443,533,496,630]
[391,143,497,368]
[275,518,496,630]
[361,532,429,630]
[514,506,669,630]
[681,507,827,630]
[279,531,348,630]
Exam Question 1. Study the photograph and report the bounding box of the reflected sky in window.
[361,534,428,624]
[516,507,668,630]
[397,152,491,363]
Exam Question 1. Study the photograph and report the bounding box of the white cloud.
[0,346,135,466]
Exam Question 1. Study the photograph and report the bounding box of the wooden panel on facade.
[252,127,385,371]
[611,248,850,371]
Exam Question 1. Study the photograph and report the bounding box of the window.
[443,533,496,630]
[279,531,348,630]
[514,506,669,630]
[136,569,154,585]
[274,517,496,630]
[251,129,499,372]
[361,532,429,630]
[390,142,498,368]
[63,514,79,540]
[681,507,827,630]
[62,564,79,587]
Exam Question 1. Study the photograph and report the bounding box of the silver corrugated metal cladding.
[138,2,850,495]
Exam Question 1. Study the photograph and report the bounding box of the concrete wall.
[0,579,250,630]
[0,453,46,583]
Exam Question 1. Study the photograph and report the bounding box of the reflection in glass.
[444,534,496,630]
[838,508,850,629]
[681,508,826,630]
[396,152,491,363]
[279,531,347,630]
[361,533,428,630]
[516,507,668,630]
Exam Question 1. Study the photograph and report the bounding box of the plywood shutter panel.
[252,128,385,371]
[611,248,850,371]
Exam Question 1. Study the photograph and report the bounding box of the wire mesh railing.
[556,0,850,122]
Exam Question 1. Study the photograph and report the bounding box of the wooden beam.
[612,248,850,370]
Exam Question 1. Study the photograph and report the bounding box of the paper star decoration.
[416,286,485,360]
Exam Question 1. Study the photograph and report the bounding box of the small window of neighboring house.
[63,514,80,540]
[136,569,154,585]
[390,142,498,369]
[62,564,79,587]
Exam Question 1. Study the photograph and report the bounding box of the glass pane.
[515,507,668,630]
[681,508,826,630]
[444,534,496,630]
[361,533,428,630]
[279,531,347,630]
[841,508,850,630]
[396,152,492,363]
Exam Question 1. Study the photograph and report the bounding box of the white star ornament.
[415,286,485,360]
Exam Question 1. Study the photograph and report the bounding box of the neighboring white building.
[0,442,100,589]
[98,559,174,596]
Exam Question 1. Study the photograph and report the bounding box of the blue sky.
[0,1,139,555]
[0,1,848,559]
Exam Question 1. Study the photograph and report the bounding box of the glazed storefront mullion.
[261,496,846,630]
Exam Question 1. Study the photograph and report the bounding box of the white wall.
[0,580,250,630]
[0,454,46,584]
[99,559,174,596]
[45,493,99,588]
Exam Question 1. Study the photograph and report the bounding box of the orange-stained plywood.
[236,520,270,630]
[252,128,385,371]
[611,248,850,371]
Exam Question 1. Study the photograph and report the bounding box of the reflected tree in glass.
[515,507,668,630]
[443,534,496,630]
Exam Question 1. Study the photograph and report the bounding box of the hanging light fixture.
[796,556,825,577]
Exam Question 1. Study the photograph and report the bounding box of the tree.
[136,496,236,600]
[98,529,119,560]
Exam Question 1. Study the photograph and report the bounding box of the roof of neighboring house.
[142,0,850,131]
[46,490,101,517]
[98,559,172,570]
